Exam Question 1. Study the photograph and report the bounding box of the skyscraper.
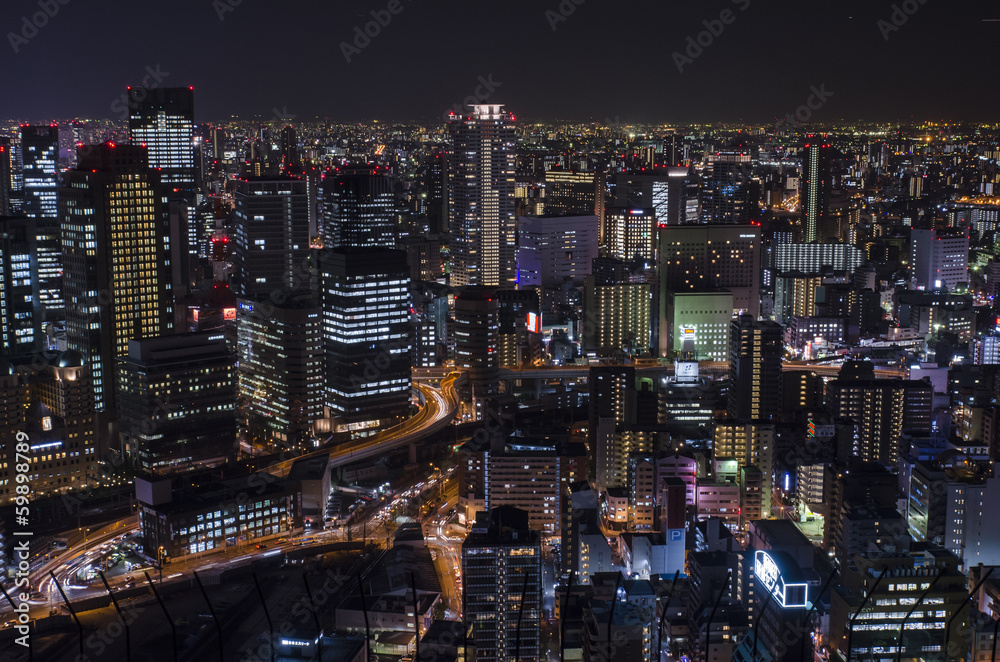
[0,140,12,216]
[0,215,40,355]
[454,287,499,414]
[448,104,517,287]
[237,297,323,450]
[317,247,411,435]
[118,333,236,473]
[462,506,542,662]
[320,166,396,249]
[127,87,196,256]
[801,142,833,243]
[910,227,970,291]
[233,176,311,300]
[700,149,758,224]
[280,125,298,170]
[60,143,174,417]
[126,87,195,196]
[21,125,62,318]
[727,315,782,420]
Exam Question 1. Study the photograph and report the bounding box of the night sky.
[2,0,998,124]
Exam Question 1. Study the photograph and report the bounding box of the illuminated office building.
[448,104,517,287]
[21,125,62,317]
[118,333,236,473]
[462,506,542,662]
[320,166,396,249]
[661,290,734,361]
[713,421,775,521]
[583,277,651,356]
[233,176,311,299]
[516,214,598,288]
[801,142,833,243]
[771,243,864,275]
[910,227,969,292]
[658,224,761,317]
[543,169,604,218]
[60,143,174,418]
[127,87,196,255]
[236,297,322,450]
[0,216,40,355]
[317,247,411,434]
[611,168,692,227]
[604,207,655,262]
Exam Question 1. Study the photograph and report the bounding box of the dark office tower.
[127,87,196,256]
[0,216,40,355]
[497,288,539,368]
[237,297,322,451]
[60,143,174,418]
[0,140,11,216]
[801,142,833,243]
[447,104,517,287]
[700,149,758,224]
[462,506,542,662]
[422,147,448,234]
[727,315,782,421]
[21,125,62,318]
[454,287,499,415]
[280,125,298,170]
[118,334,236,473]
[612,167,691,227]
[233,176,311,299]
[318,248,411,435]
[320,166,396,249]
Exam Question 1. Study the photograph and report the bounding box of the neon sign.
[754,551,808,609]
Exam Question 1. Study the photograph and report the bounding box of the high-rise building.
[611,168,692,227]
[320,166,396,249]
[590,366,636,494]
[126,87,195,195]
[497,288,538,368]
[454,287,500,414]
[317,248,411,434]
[60,143,174,417]
[20,125,62,318]
[910,227,970,291]
[700,149,758,224]
[279,125,298,170]
[0,352,98,504]
[0,216,40,355]
[543,169,604,218]
[801,142,833,243]
[658,224,762,317]
[237,297,322,450]
[604,207,656,262]
[583,277,651,356]
[118,333,236,473]
[826,366,933,465]
[516,215,598,288]
[661,290,734,361]
[127,87,196,257]
[713,421,775,520]
[771,243,864,275]
[727,315,782,420]
[448,104,517,287]
[233,176,311,300]
[462,506,542,662]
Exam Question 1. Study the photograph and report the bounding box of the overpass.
[267,372,464,478]
[413,362,905,381]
